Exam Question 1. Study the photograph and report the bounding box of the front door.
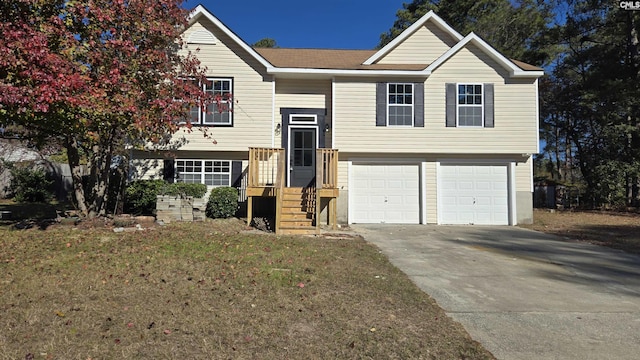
[290,128,316,187]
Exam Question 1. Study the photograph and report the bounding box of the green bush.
[9,166,54,203]
[124,180,208,215]
[160,182,207,198]
[124,180,166,215]
[206,187,238,219]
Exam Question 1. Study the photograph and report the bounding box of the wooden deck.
[246,147,339,235]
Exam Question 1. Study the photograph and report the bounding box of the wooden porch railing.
[248,147,285,188]
[315,148,339,232]
[316,148,338,190]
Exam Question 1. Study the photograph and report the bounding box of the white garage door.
[351,164,420,224]
[439,164,509,225]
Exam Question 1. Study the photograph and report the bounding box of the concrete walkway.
[352,225,640,360]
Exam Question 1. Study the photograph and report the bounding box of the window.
[457,84,483,127]
[387,83,414,126]
[376,82,424,127]
[190,78,233,126]
[175,160,231,186]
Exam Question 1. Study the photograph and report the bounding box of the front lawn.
[520,209,640,254]
[0,219,492,359]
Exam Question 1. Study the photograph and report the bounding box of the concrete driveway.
[352,225,640,360]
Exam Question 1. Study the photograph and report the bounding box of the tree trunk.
[66,136,89,216]
[87,137,114,218]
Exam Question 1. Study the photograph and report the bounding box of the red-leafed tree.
[0,0,209,217]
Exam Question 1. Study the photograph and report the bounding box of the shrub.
[124,180,166,215]
[160,182,207,198]
[124,180,208,215]
[206,187,238,219]
[9,166,54,203]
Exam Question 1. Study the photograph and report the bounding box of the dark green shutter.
[445,83,456,127]
[484,83,494,128]
[231,161,243,188]
[376,82,386,126]
[163,159,175,183]
[414,82,424,127]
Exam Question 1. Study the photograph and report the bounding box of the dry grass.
[0,219,492,360]
[521,209,640,254]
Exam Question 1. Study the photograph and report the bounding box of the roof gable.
[363,11,463,65]
[187,5,273,70]
[185,5,541,79]
[187,28,218,45]
[426,33,543,78]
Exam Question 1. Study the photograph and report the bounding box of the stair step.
[279,226,317,235]
[282,187,305,194]
[279,212,312,220]
[282,193,306,201]
[279,219,313,227]
[282,203,313,210]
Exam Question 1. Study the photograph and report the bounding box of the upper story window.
[190,78,233,126]
[388,83,414,126]
[457,84,483,127]
[175,160,231,186]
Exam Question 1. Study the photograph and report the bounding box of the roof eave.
[267,68,431,77]
[511,70,545,78]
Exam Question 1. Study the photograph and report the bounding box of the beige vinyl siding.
[334,44,538,154]
[174,20,273,151]
[275,79,332,148]
[338,160,349,190]
[425,161,437,223]
[424,44,538,154]
[377,21,458,65]
[515,156,533,192]
[130,158,164,181]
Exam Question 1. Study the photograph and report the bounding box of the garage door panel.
[440,164,509,225]
[352,164,420,224]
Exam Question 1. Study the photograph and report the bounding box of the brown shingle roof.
[254,48,428,71]
[510,59,543,71]
[254,47,541,73]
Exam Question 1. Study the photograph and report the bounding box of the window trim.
[190,77,234,127]
[456,83,484,127]
[386,82,414,127]
[289,114,317,124]
[175,159,231,187]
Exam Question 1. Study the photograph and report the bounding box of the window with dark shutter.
[376,82,424,127]
[446,83,494,128]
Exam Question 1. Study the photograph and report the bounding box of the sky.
[184,0,407,50]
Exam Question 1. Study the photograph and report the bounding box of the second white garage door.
[439,164,509,225]
[351,164,420,224]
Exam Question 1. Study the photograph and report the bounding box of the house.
[131,4,543,234]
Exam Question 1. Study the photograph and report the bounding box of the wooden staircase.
[247,147,339,235]
[278,187,317,235]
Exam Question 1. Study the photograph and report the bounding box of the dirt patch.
[520,209,640,254]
